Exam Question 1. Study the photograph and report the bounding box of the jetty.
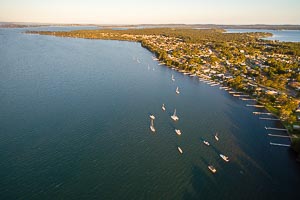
[259,117,280,121]
[270,142,291,147]
[219,86,229,90]
[203,80,211,83]
[253,112,273,115]
[206,81,216,85]
[228,91,243,94]
[268,134,297,139]
[240,98,256,101]
[265,127,287,131]
[233,94,249,97]
[246,104,264,108]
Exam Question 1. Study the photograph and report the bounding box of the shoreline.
[26,29,300,157]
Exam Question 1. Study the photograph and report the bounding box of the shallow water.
[226,29,300,42]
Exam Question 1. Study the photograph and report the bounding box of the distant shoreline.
[2,22,300,30]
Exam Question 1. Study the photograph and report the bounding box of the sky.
[0,0,299,24]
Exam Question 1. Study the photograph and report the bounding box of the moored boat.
[176,87,180,94]
[208,165,217,173]
[150,118,155,132]
[203,140,210,146]
[175,129,182,135]
[214,133,219,141]
[150,115,155,120]
[162,104,166,111]
[171,109,179,121]
[178,147,183,154]
[220,154,229,162]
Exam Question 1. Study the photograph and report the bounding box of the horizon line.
[1,21,300,26]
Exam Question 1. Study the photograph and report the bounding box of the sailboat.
[175,129,182,135]
[162,104,166,111]
[208,165,217,173]
[171,109,179,121]
[214,133,219,141]
[177,147,183,154]
[176,87,180,94]
[171,74,175,81]
[203,140,210,146]
[220,154,229,162]
[150,118,155,132]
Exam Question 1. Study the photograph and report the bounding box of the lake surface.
[0,27,299,200]
[226,29,300,42]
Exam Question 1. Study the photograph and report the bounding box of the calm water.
[226,29,300,42]
[0,27,299,200]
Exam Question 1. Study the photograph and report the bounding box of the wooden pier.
[219,86,229,90]
[207,81,216,85]
[259,117,280,121]
[268,134,297,138]
[228,91,243,94]
[253,112,273,115]
[265,127,287,131]
[270,142,291,147]
[246,104,264,108]
[240,98,256,101]
[233,94,249,97]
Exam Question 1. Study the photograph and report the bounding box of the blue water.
[0,27,299,200]
[226,29,300,42]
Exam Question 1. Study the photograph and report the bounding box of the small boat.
[150,118,155,132]
[214,133,219,141]
[162,104,166,111]
[203,140,210,146]
[150,115,155,120]
[208,165,217,173]
[171,74,175,81]
[175,129,182,135]
[176,87,180,94]
[171,109,179,121]
[177,147,183,154]
[220,154,229,162]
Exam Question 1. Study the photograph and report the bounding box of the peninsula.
[27,28,300,156]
